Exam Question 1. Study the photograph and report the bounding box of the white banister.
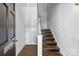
[38,18,41,34]
[37,18,43,56]
[37,35,43,56]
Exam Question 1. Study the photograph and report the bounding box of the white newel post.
[37,18,43,56]
[37,35,43,56]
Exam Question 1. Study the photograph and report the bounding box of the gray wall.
[47,3,79,56]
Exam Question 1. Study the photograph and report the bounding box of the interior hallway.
[16,3,79,56]
[1,3,79,56]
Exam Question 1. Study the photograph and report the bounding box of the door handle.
[12,40,18,43]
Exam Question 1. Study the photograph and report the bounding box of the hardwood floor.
[43,50,63,56]
[18,44,62,56]
[18,45,37,56]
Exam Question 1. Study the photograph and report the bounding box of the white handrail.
[38,18,41,34]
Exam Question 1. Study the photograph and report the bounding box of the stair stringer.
[50,28,64,55]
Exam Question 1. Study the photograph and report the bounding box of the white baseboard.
[16,44,26,56]
[50,28,64,56]
[26,43,37,45]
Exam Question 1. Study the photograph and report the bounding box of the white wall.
[15,4,26,55]
[25,3,38,45]
[38,3,47,29]
[47,3,79,56]
[15,3,38,45]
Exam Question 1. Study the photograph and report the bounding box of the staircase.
[41,29,63,56]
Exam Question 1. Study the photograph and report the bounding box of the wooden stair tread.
[44,46,60,51]
[43,38,55,42]
[43,41,57,45]
[43,39,55,42]
[43,37,54,39]
[44,45,59,48]
[43,34,53,37]
[42,32,52,34]
[43,51,63,56]
[41,31,51,33]
[43,45,57,48]
[43,44,56,46]
[41,30,52,34]
[41,29,50,31]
